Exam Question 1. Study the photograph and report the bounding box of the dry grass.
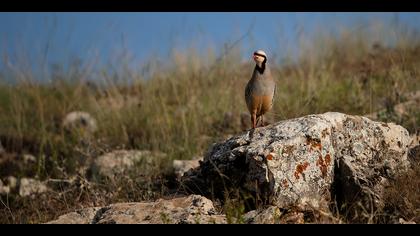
[381,150,420,224]
[0,21,419,223]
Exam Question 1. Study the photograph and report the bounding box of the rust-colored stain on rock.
[316,153,331,178]
[266,153,273,160]
[294,162,309,179]
[306,136,322,151]
[325,153,331,166]
[282,179,289,188]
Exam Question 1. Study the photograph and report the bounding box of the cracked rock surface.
[47,195,226,224]
[181,112,411,212]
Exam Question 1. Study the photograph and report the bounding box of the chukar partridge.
[245,50,276,129]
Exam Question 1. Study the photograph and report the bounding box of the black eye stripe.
[253,53,266,58]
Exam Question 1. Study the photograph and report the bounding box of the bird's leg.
[251,112,257,129]
[260,115,264,127]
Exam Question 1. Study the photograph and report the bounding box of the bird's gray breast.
[251,74,275,96]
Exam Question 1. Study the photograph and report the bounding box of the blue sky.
[1,12,420,79]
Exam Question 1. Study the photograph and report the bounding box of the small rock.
[0,176,18,195]
[244,206,281,224]
[399,218,416,224]
[19,178,48,197]
[91,150,165,179]
[173,158,202,178]
[46,207,102,224]
[63,111,97,134]
[23,154,36,164]
[7,176,17,189]
[48,195,226,224]
[0,179,10,195]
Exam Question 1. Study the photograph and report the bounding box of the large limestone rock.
[181,112,411,214]
[47,195,226,224]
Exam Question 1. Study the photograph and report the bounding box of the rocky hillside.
[47,112,418,224]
